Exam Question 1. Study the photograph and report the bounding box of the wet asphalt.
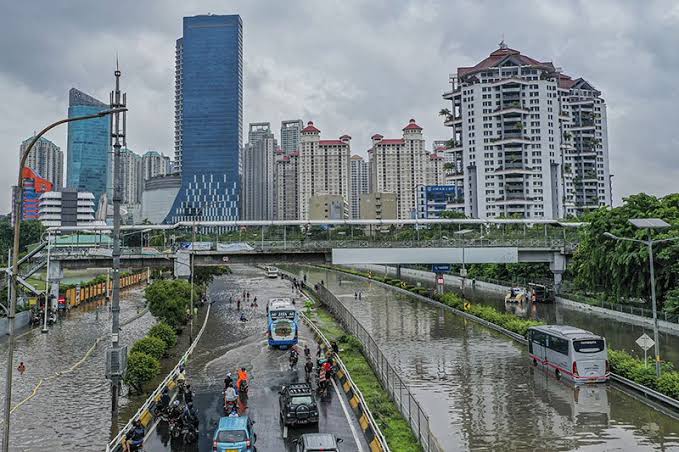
[143,265,365,452]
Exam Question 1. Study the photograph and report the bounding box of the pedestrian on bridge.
[237,298,241,311]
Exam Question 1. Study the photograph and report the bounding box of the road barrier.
[292,274,445,452]
[106,302,212,452]
[63,270,149,307]
[301,312,390,452]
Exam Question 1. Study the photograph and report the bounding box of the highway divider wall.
[322,265,679,412]
[301,312,390,452]
[285,269,445,452]
[106,301,211,452]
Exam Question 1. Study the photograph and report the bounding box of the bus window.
[532,331,546,346]
[547,336,570,355]
[574,339,605,353]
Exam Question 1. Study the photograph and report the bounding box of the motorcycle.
[224,398,236,415]
[182,422,199,444]
[168,417,183,440]
[239,380,249,400]
[127,438,144,451]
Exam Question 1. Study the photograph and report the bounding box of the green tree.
[0,219,46,264]
[130,336,167,360]
[124,352,160,394]
[571,193,679,306]
[144,279,195,328]
[148,322,177,348]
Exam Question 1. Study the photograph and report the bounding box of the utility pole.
[108,62,127,416]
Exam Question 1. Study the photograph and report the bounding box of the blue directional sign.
[432,264,451,273]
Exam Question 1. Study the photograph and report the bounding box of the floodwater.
[0,286,153,451]
[370,265,679,368]
[285,265,679,451]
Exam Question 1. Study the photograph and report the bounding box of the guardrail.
[325,266,679,414]
[307,283,445,452]
[106,302,212,452]
[301,312,390,452]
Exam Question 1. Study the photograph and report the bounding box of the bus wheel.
[555,369,561,380]
[532,359,538,367]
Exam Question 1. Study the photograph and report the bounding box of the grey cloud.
[0,0,677,212]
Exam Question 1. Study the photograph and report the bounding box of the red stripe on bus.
[529,353,609,380]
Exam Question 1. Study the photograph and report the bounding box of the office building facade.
[368,119,428,219]
[20,136,63,190]
[119,148,143,205]
[442,43,611,219]
[168,14,243,222]
[350,155,368,219]
[298,122,352,220]
[67,88,110,204]
[38,189,101,227]
[274,150,300,220]
[242,122,276,220]
[280,119,303,154]
[417,185,465,218]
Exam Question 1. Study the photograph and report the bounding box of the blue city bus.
[267,298,298,348]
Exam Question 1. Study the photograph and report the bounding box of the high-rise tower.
[168,14,243,222]
[66,88,110,204]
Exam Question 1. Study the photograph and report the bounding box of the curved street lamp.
[2,107,126,452]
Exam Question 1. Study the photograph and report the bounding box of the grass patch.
[307,303,423,452]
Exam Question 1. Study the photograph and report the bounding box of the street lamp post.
[603,218,678,378]
[41,231,52,334]
[2,106,125,452]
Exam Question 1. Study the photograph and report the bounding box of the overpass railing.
[312,283,445,452]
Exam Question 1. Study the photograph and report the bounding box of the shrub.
[148,322,177,348]
[130,336,167,360]
[657,372,679,399]
[124,352,160,394]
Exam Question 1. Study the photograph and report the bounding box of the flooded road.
[366,265,679,368]
[144,265,364,452]
[0,285,153,451]
[285,265,679,451]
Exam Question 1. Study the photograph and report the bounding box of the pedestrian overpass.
[10,219,582,300]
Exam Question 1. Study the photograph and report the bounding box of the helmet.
[186,384,191,390]
[187,402,193,408]
[173,400,180,407]
[240,367,246,372]
[226,372,231,377]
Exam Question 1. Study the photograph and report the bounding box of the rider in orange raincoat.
[236,367,249,393]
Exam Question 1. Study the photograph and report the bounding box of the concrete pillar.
[396,265,402,280]
[174,251,191,279]
[48,260,63,310]
[550,252,567,294]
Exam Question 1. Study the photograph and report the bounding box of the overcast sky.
[1,0,677,212]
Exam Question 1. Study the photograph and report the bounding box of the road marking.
[331,378,365,452]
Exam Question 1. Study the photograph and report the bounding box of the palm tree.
[439,108,451,117]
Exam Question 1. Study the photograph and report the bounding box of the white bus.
[527,325,610,384]
[265,266,279,278]
[267,298,298,348]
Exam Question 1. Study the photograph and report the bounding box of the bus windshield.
[573,339,605,353]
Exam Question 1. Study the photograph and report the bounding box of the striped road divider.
[301,312,390,452]
[106,302,212,452]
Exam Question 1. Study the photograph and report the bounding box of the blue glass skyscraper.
[66,88,110,204]
[167,14,243,222]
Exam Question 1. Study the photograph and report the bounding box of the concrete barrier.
[0,311,32,336]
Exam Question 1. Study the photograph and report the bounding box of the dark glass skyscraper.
[66,88,110,204]
[167,14,243,222]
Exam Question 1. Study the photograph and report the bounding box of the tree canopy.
[571,193,679,307]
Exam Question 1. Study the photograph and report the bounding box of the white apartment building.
[20,136,64,190]
[119,148,143,206]
[368,119,428,219]
[426,152,445,186]
[242,123,276,220]
[38,189,102,227]
[298,122,351,220]
[142,151,173,180]
[274,149,300,220]
[350,155,369,219]
[442,43,611,219]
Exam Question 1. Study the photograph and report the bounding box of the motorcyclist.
[158,388,171,412]
[224,383,237,403]
[184,384,194,404]
[224,372,233,390]
[304,358,314,382]
[289,348,299,367]
[124,420,145,451]
[239,312,247,322]
[168,400,183,422]
[303,344,311,359]
[176,368,186,390]
[236,367,249,394]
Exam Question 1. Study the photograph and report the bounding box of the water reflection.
[283,265,679,451]
[0,286,152,451]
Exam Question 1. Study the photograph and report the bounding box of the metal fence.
[313,283,445,452]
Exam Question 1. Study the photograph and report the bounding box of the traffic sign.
[636,333,655,366]
[636,333,654,351]
[432,264,451,273]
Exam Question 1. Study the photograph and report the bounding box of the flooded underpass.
[283,265,679,451]
[0,284,153,451]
